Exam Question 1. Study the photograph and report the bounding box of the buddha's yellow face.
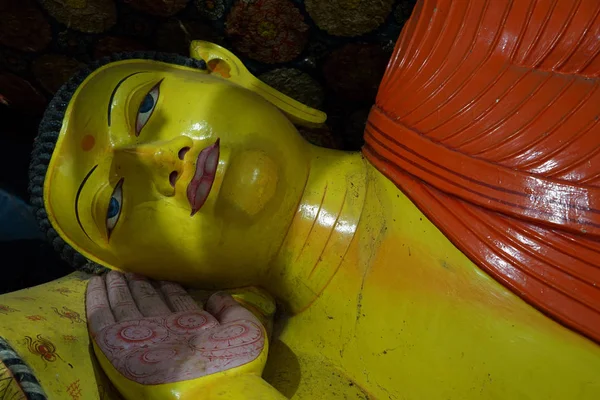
[45,59,311,287]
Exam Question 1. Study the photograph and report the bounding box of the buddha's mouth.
[187,139,220,216]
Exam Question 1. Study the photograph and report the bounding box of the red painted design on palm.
[88,273,266,385]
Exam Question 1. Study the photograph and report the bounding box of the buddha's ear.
[190,40,327,128]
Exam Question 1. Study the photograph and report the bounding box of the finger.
[206,292,261,326]
[106,271,142,322]
[86,276,115,336]
[158,281,201,312]
[125,273,171,317]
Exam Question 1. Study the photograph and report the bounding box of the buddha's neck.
[264,146,368,313]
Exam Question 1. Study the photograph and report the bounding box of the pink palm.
[86,271,265,385]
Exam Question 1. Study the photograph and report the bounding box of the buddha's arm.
[192,373,286,399]
[94,342,285,400]
[0,271,285,399]
[88,272,285,400]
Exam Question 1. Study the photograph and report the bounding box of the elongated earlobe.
[190,40,327,128]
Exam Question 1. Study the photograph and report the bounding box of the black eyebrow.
[75,164,98,240]
[108,72,143,126]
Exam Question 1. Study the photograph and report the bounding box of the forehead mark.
[81,134,95,152]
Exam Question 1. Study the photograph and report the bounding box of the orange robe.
[364,0,600,343]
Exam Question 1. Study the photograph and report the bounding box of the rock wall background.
[1,0,415,150]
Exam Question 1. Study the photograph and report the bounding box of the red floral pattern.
[0,0,51,52]
[24,334,62,363]
[39,0,117,34]
[26,315,46,321]
[0,305,18,314]
[196,0,227,20]
[226,0,309,64]
[52,306,85,324]
[305,0,395,37]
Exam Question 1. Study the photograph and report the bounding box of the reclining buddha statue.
[1,0,600,398]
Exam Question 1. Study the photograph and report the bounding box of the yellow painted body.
[0,273,121,400]
[3,41,599,398]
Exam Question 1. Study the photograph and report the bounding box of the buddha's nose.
[115,136,194,197]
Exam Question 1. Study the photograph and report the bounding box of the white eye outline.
[135,81,161,135]
[106,179,124,236]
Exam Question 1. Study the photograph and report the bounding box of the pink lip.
[187,139,220,216]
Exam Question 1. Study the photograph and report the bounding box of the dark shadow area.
[262,339,302,399]
[0,240,71,294]
[0,105,71,294]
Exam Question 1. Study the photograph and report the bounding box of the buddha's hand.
[86,271,266,386]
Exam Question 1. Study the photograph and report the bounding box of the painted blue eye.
[136,82,161,135]
[107,197,120,219]
[106,180,123,235]
[139,93,155,113]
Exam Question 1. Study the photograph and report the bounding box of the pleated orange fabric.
[364,0,600,343]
